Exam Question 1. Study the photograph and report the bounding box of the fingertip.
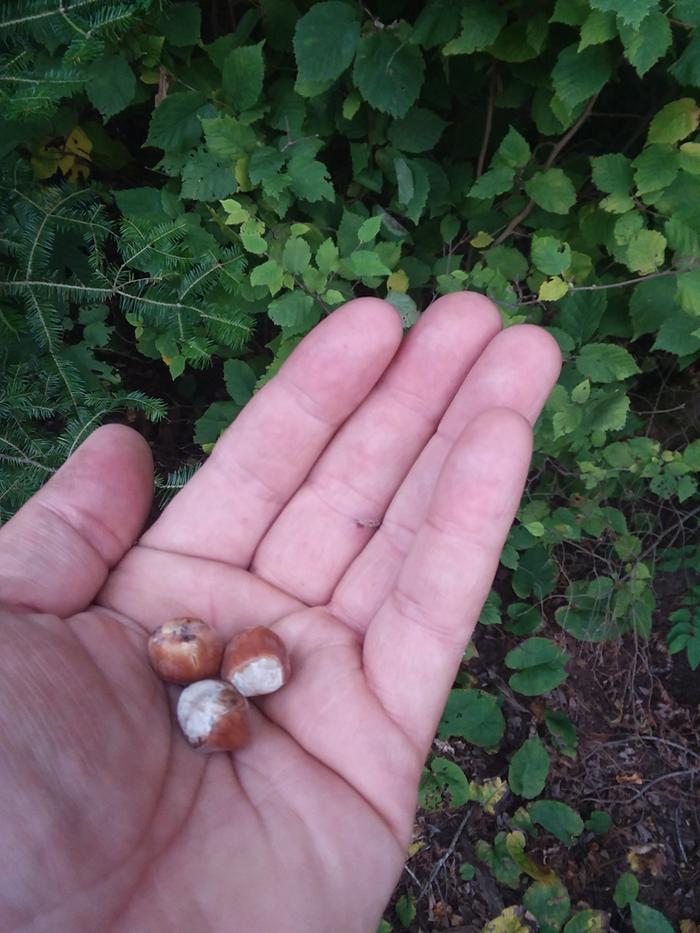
[496,323,563,384]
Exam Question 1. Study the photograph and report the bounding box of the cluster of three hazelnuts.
[148,620,291,753]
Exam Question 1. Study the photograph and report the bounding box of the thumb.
[0,424,153,616]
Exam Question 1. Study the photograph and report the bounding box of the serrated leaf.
[202,115,257,160]
[528,800,584,845]
[287,155,334,202]
[676,268,700,315]
[552,43,614,110]
[394,157,414,205]
[653,310,700,355]
[316,238,339,274]
[223,359,256,405]
[388,107,447,153]
[268,290,321,335]
[589,0,657,29]
[578,10,616,51]
[222,42,265,110]
[353,32,425,118]
[282,237,311,274]
[469,166,515,200]
[532,236,572,275]
[443,1,507,55]
[591,153,634,194]
[250,258,283,294]
[625,229,666,274]
[494,126,531,168]
[349,250,391,278]
[249,147,285,184]
[161,1,200,46]
[671,36,700,87]
[293,1,360,83]
[86,54,135,120]
[508,737,550,799]
[648,98,700,144]
[629,276,676,339]
[633,145,679,194]
[539,277,570,301]
[146,91,208,151]
[181,150,236,201]
[619,11,671,77]
[525,169,576,214]
[576,343,640,382]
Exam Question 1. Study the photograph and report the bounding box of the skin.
[0,293,561,933]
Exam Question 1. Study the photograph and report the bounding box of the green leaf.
[506,638,570,695]
[630,901,674,933]
[267,290,321,335]
[584,810,611,835]
[459,862,476,881]
[647,98,700,144]
[86,54,136,120]
[387,291,419,328]
[469,166,515,199]
[249,147,285,184]
[523,878,571,932]
[653,310,700,355]
[388,107,447,153]
[353,33,424,118]
[146,91,208,152]
[528,800,584,845]
[250,258,283,295]
[349,250,391,278]
[563,910,610,932]
[395,894,416,928]
[589,0,658,28]
[494,126,532,168]
[544,709,578,758]
[552,43,614,110]
[508,737,550,799]
[438,688,506,748]
[625,230,666,274]
[394,157,414,205]
[531,236,572,276]
[222,43,265,110]
[357,215,382,243]
[559,290,607,345]
[578,10,616,51]
[287,155,334,202]
[576,343,640,383]
[505,603,542,636]
[161,1,201,47]
[551,0,589,26]
[677,268,700,315]
[525,169,576,214]
[443,1,507,55]
[591,153,634,194]
[618,11,671,77]
[316,238,339,274]
[293,1,360,83]
[671,36,700,87]
[202,115,257,160]
[630,276,677,339]
[420,757,471,809]
[615,871,644,908]
[223,359,256,405]
[194,400,240,447]
[181,150,236,201]
[282,237,312,274]
[633,145,679,195]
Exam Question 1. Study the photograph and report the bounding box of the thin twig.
[476,69,497,180]
[492,94,599,248]
[418,811,470,901]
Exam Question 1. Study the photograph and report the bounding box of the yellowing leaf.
[539,277,569,301]
[482,905,532,933]
[387,269,409,292]
[64,126,93,159]
[471,230,494,248]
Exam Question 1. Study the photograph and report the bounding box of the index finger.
[141,298,403,566]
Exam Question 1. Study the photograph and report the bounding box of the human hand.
[0,294,560,933]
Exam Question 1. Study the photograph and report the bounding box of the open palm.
[0,294,560,933]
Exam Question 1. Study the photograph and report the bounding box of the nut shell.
[148,618,223,685]
[176,679,250,752]
[222,626,291,697]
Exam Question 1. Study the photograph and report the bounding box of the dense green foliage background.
[1,0,699,929]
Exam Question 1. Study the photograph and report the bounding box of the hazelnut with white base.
[148,618,223,685]
[222,626,291,697]
[176,679,251,752]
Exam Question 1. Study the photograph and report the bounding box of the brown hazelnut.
[221,626,291,697]
[148,618,223,685]
[176,679,250,752]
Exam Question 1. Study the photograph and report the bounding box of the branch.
[475,69,497,180]
[492,94,599,248]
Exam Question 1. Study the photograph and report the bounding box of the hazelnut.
[148,618,223,685]
[176,679,250,752]
[222,626,291,697]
